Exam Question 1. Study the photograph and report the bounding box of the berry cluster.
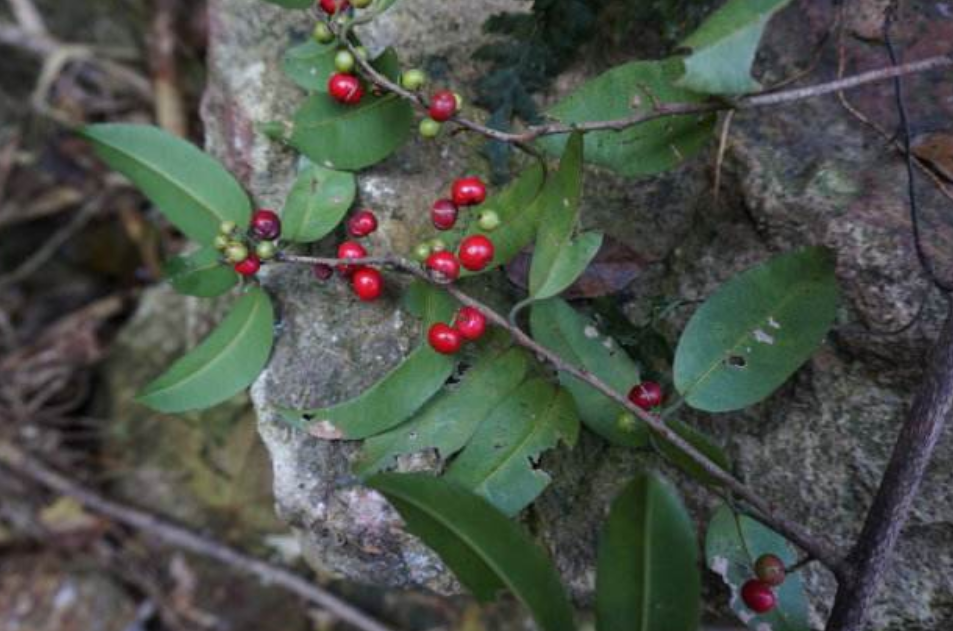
[741,554,788,614]
[214,209,283,277]
[428,306,488,355]
[331,208,383,301]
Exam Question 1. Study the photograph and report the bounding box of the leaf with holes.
[677,0,792,95]
[650,419,732,487]
[673,247,837,412]
[445,379,579,516]
[279,282,456,438]
[281,163,356,243]
[368,473,576,631]
[530,298,648,447]
[596,473,700,631]
[136,287,274,413]
[81,124,251,244]
[706,504,809,631]
[163,248,238,298]
[355,347,530,475]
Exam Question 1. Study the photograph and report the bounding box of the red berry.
[628,381,663,411]
[453,306,487,341]
[250,209,281,240]
[451,176,487,207]
[313,263,334,281]
[337,240,368,275]
[428,90,458,122]
[431,198,458,231]
[428,323,463,354]
[754,554,787,587]
[458,234,494,272]
[741,579,777,614]
[328,73,363,104]
[234,255,261,277]
[319,0,350,14]
[348,210,378,238]
[351,267,383,301]
[425,250,460,281]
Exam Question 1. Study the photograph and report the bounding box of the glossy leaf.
[137,287,274,413]
[650,419,732,487]
[673,247,838,412]
[163,248,238,298]
[281,163,356,243]
[596,473,700,631]
[445,379,579,516]
[81,124,251,244]
[283,40,337,92]
[538,58,716,177]
[287,91,413,171]
[368,473,575,631]
[706,505,809,631]
[356,347,530,475]
[677,0,792,95]
[530,298,648,447]
[280,282,456,439]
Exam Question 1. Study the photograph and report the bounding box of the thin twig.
[0,441,400,631]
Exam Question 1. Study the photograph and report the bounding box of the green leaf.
[368,473,576,631]
[537,58,716,177]
[596,473,700,631]
[673,246,838,413]
[706,505,809,631]
[280,282,456,439]
[283,40,337,92]
[281,163,356,243]
[445,379,579,516]
[650,419,732,487]
[533,231,603,300]
[530,298,648,447]
[677,0,792,95]
[80,124,251,244]
[287,91,413,171]
[262,0,312,7]
[355,347,530,475]
[163,248,238,298]
[137,287,274,413]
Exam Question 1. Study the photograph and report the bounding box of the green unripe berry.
[213,235,230,250]
[354,46,368,61]
[219,220,237,235]
[419,117,442,138]
[477,209,501,232]
[256,241,278,261]
[400,69,427,91]
[334,50,355,73]
[412,242,432,262]
[616,411,638,433]
[453,92,464,110]
[312,22,334,44]
[224,242,249,264]
[428,238,447,252]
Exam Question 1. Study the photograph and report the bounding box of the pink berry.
[628,381,663,411]
[250,209,281,240]
[741,579,777,614]
[458,234,494,272]
[428,323,463,354]
[451,176,487,207]
[425,250,460,281]
[319,0,349,14]
[428,90,458,122]
[328,73,363,105]
[337,240,367,276]
[351,267,383,301]
[234,255,261,277]
[348,210,378,238]
[453,306,487,341]
[431,198,458,231]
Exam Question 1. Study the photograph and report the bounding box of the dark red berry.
[741,579,777,614]
[313,263,334,281]
[425,250,460,281]
[431,198,458,231]
[328,73,363,105]
[453,306,487,341]
[234,255,261,277]
[428,323,463,354]
[337,240,368,275]
[458,234,494,272]
[451,176,487,207]
[348,210,378,238]
[319,0,350,14]
[754,554,787,587]
[250,209,281,240]
[351,267,383,301]
[628,381,663,411]
[428,90,458,122]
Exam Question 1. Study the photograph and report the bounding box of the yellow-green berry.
[256,241,278,261]
[477,209,501,232]
[312,22,334,44]
[219,220,237,235]
[453,92,464,110]
[400,69,427,91]
[419,117,441,138]
[224,242,249,264]
[213,235,230,250]
[334,50,355,73]
[428,237,447,252]
[412,242,432,262]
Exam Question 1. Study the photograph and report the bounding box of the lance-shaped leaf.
[537,58,716,178]
[281,163,356,243]
[355,347,530,475]
[163,248,239,298]
[706,505,809,631]
[530,298,649,447]
[280,282,456,439]
[445,379,579,516]
[673,246,838,413]
[368,473,576,631]
[137,287,274,413]
[596,473,701,631]
[283,40,338,92]
[677,0,792,95]
[650,419,732,487]
[81,124,251,244]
